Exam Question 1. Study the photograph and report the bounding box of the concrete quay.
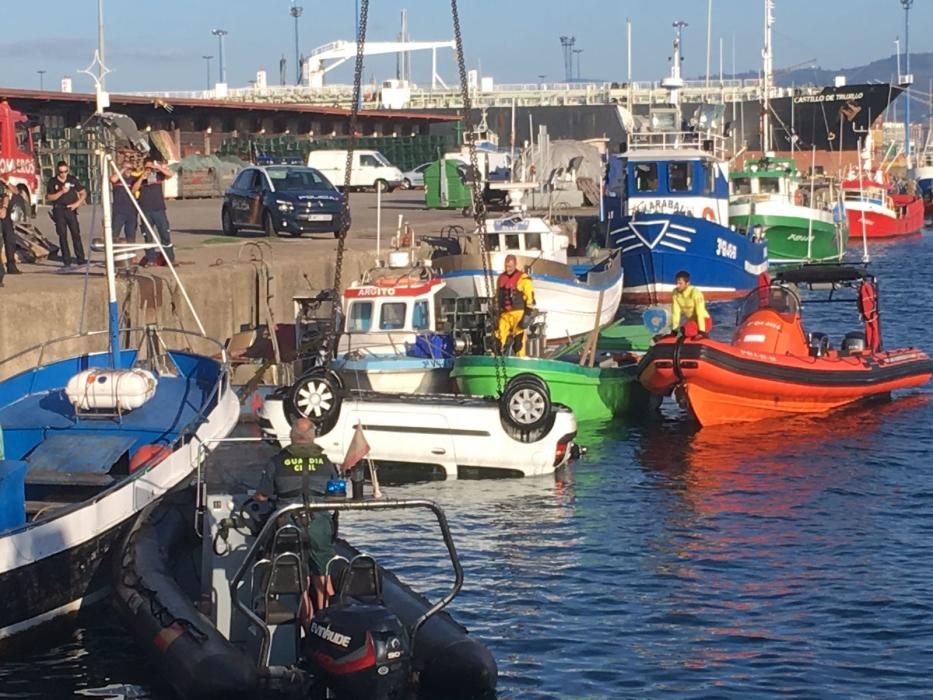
[0,191,472,377]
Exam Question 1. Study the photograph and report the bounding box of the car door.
[228,169,254,225]
[242,170,269,228]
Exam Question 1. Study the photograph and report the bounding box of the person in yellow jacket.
[496,254,535,356]
[671,270,712,336]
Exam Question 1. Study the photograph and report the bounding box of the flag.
[341,422,370,472]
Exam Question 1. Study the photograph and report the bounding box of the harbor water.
[2,232,932,698]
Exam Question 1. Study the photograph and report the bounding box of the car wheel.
[500,373,551,433]
[262,209,278,237]
[374,179,388,193]
[221,207,238,235]
[402,178,412,190]
[286,368,343,435]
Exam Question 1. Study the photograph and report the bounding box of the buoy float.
[702,207,717,223]
[130,445,172,473]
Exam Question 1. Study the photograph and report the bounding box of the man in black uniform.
[256,417,340,614]
[0,178,21,286]
[46,161,87,267]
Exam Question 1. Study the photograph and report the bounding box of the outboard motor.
[304,555,411,699]
[841,331,867,356]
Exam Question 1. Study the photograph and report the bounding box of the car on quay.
[221,165,346,238]
[401,162,432,189]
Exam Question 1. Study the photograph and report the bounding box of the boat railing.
[0,326,230,391]
[229,499,463,669]
[626,131,730,161]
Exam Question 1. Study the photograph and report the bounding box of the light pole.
[573,48,583,81]
[212,29,228,85]
[290,3,303,85]
[202,55,213,90]
[900,0,913,167]
[97,0,106,86]
[37,69,46,90]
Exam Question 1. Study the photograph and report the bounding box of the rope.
[450,0,507,396]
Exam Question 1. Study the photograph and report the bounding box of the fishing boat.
[729,155,846,263]
[604,23,768,303]
[0,108,238,647]
[333,251,457,394]
[430,206,623,342]
[911,138,933,219]
[638,265,932,427]
[451,322,653,422]
[841,134,924,240]
[112,456,497,699]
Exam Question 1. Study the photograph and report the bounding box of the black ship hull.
[429,82,902,153]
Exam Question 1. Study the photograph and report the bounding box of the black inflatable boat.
[112,486,496,699]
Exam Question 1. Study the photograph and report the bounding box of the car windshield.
[267,167,334,192]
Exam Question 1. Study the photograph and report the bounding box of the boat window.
[668,162,692,192]
[634,162,659,192]
[412,300,430,330]
[504,233,521,250]
[732,177,752,195]
[737,284,800,325]
[347,301,373,332]
[379,302,407,330]
[760,178,781,194]
[703,162,717,194]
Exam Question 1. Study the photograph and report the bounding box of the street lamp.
[211,29,228,85]
[37,69,46,90]
[900,0,913,167]
[573,48,583,81]
[290,2,303,85]
[202,55,213,90]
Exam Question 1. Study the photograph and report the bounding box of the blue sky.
[1,1,930,92]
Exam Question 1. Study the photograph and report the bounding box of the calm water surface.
[2,233,932,698]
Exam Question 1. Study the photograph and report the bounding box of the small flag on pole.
[341,422,371,472]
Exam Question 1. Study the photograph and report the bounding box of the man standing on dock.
[496,254,535,357]
[133,156,175,265]
[46,161,87,267]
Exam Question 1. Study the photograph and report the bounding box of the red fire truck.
[0,100,40,221]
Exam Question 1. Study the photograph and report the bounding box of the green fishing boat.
[451,322,653,422]
[729,156,846,264]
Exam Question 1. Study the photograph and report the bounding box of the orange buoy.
[702,207,716,222]
[130,445,172,473]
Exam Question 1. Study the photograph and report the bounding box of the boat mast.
[661,21,687,128]
[761,0,774,153]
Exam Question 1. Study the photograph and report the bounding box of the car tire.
[500,373,551,433]
[221,207,238,235]
[402,178,412,190]
[374,179,388,193]
[285,368,343,435]
[263,209,278,237]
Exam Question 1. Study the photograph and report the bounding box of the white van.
[306,149,404,192]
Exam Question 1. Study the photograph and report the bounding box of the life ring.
[702,207,717,223]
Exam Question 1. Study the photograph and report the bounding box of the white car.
[257,370,579,479]
[401,162,432,190]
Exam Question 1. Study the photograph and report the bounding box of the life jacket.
[497,270,526,311]
[272,443,337,500]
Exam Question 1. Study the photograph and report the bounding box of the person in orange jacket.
[496,254,535,356]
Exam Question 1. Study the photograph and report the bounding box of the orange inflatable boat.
[639,265,932,427]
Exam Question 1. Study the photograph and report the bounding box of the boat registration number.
[301,214,333,221]
[716,238,737,259]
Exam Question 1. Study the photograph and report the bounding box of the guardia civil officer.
[255,417,340,614]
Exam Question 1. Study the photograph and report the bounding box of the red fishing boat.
[841,171,924,240]
[639,265,932,427]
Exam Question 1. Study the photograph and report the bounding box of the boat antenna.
[80,52,120,368]
[761,0,774,153]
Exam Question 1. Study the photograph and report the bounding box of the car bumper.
[277,212,344,233]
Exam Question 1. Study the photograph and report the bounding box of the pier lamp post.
[290,3,303,85]
[202,55,213,90]
[212,29,228,85]
[900,0,913,168]
[37,69,46,90]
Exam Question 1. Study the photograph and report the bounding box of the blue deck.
[0,349,223,463]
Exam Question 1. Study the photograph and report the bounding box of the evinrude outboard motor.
[304,555,411,699]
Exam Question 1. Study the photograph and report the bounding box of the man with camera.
[132,156,175,265]
[46,161,87,267]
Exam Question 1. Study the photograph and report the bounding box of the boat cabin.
[340,252,454,356]
[730,157,801,201]
[479,216,570,265]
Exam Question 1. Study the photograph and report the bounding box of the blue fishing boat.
[603,23,768,304]
[0,107,238,647]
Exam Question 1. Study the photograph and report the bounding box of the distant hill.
[727,52,933,122]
